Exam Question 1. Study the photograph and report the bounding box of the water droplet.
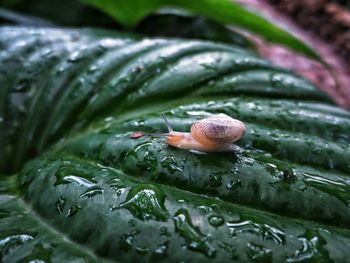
[106,178,126,192]
[28,260,46,263]
[160,226,171,237]
[67,51,82,62]
[13,78,31,92]
[173,208,216,258]
[231,166,239,174]
[136,246,149,254]
[63,176,95,188]
[199,55,217,71]
[186,111,211,116]
[226,179,242,190]
[208,215,225,227]
[127,142,158,173]
[65,205,81,218]
[287,230,330,262]
[128,219,137,227]
[227,220,285,245]
[0,234,34,255]
[210,204,221,211]
[209,172,223,187]
[219,242,238,259]
[99,38,124,49]
[299,185,307,192]
[79,186,104,198]
[88,65,98,73]
[55,196,66,214]
[116,184,168,221]
[239,156,255,166]
[153,240,169,256]
[120,229,140,251]
[196,205,212,214]
[161,156,184,173]
[302,172,350,207]
[55,166,96,187]
[246,242,272,262]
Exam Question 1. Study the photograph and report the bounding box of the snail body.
[159,114,245,152]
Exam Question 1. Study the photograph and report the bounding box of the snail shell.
[191,113,245,147]
[151,113,245,152]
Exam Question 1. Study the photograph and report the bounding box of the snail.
[151,113,245,152]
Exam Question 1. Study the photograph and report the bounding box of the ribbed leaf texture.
[0,27,350,262]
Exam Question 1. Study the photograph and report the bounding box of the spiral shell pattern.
[190,114,245,147]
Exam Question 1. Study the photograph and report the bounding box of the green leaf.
[1,27,350,262]
[0,191,102,262]
[80,0,163,27]
[136,8,254,49]
[166,0,320,59]
[80,0,319,59]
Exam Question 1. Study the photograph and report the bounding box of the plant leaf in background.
[136,9,254,49]
[80,0,319,60]
[0,7,52,25]
[168,0,322,59]
[80,0,163,27]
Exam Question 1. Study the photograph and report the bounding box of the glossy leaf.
[1,27,350,262]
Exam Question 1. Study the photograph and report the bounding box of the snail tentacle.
[161,114,173,132]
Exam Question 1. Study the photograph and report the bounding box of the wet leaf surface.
[0,27,350,262]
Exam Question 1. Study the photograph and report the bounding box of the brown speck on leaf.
[131,132,145,139]
[135,65,142,73]
[282,170,290,179]
[28,148,38,158]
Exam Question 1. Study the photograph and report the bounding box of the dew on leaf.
[161,156,184,173]
[219,242,238,260]
[54,165,96,187]
[287,230,331,263]
[106,178,126,190]
[0,234,34,255]
[62,176,95,188]
[116,184,168,221]
[160,226,171,237]
[128,142,158,172]
[226,179,242,190]
[120,229,140,251]
[128,219,137,227]
[79,186,104,198]
[55,196,66,214]
[209,172,223,187]
[136,246,149,254]
[196,205,212,214]
[302,172,350,207]
[153,240,169,256]
[246,242,272,263]
[173,208,216,258]
[65,205,81,218]
[227,220,285,245]
[208,215,225,227]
